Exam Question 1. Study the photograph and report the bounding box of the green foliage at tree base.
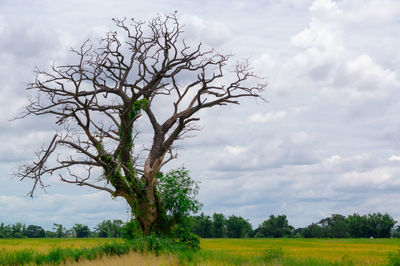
[171,225,201,250]
[122,219,143,240]
[122,219,201,251]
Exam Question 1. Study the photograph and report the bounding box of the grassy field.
[0,238,120,253]
[197,238,400,265]
[69,252,178,266]
[1,238,400,265]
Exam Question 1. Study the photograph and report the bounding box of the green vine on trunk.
[119,98,149,147]
[94,99,150,220]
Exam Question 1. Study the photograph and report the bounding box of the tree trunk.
[124,155,166,235]
[122,186,159,235]
[136,186,158,235]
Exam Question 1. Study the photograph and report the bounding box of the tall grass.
[69,252,178,266]
[0,237,190,265]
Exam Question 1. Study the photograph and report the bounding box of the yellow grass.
[0,238,120,253]
[66,251,178,266]
[199,238,400,265]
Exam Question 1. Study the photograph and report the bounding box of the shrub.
[172,226,200,250]
[122,219,143,240]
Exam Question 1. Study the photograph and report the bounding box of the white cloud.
[389,155,400,161]
[290,131,313,145]
[250,111,287,123]
[338,169,393,189]
[0,19,62,59]
[0,16,5,33]
[344,55,397,94]
[326,155,341,163]
[224,145,246,156]
[341,0,400,25]
[309,0,338,11]
[181,15,232,47]
[309,0,400,26]
[253,53,275,76]
[249,106,306,124]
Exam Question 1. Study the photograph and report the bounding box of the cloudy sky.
[1,0,400,230]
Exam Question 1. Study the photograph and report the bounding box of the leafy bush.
[100,242,129,256]
[172,226,200,250]
[123,218,200,251]
[122,219,143,240]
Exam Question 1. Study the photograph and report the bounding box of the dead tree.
[17,13,266,234]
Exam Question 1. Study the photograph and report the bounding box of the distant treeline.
[189,212,399,238]
[0,220,124,239]
[1,212,399,239]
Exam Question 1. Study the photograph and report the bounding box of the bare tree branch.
[16,13,266,234]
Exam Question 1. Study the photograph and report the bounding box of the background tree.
[10,223,25,238]
[17,13,265,235]
[0,223,6,238]
[189,213,213,238]
[95,219,124,238]
[25,225,45,238]
[255,215,293,238]
[318,214,348,238]
[212,213,227,238]
[302,223,325,238]
[53,223,66,238]
[72,224,91,238]
[299,212,396,238]
[392,225,400,238]
[44,230,57,238]
[367,213,396,238]
[0,223,12,238]
[347,214,370,238]
[226,215,252,238]
[292,227,305,238]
